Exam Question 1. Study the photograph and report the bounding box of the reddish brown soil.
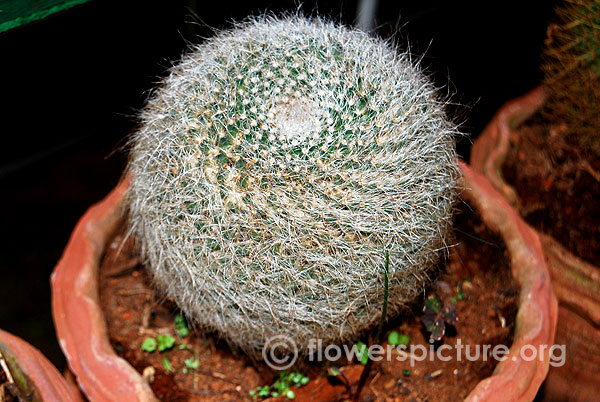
[99,207,518,401]
[503,119,600,267]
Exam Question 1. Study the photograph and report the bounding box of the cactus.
[542,0,600,155]
[126,16,459,356]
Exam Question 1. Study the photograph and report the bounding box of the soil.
[502,117,600,267]
[98,206,519,402]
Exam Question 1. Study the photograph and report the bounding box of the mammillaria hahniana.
[127,16,460,356]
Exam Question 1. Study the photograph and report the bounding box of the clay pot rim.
[51,165,557,401]
[469,86,600,328]
[0,328,79,402]
[460,161,557,401]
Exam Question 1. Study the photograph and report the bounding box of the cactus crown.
[542,0,600,155]
[127,16,459,355]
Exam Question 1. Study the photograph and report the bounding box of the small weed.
[174,314,189,338]
[180,344,201,374]
[421,294,458,342]
[387,331,410,346]
[141,337,157,352]
[354,341,369,365]
[249,371,309,400]
[140,312,197,374]
[451,280,468,303]
[184,358,200,370]
[162,356,172,373]
[157,334,175,352]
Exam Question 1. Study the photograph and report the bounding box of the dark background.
[0,0,557,370]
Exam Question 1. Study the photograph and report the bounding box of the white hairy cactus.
[127,16,459,355]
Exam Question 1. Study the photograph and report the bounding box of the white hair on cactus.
[127,15,460,356]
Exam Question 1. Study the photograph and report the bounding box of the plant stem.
[353,250,389,401]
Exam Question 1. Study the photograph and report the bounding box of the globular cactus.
[127,16,459,356]
[542,0,600,155]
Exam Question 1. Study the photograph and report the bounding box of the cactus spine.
[127,16,459,355]
[542,0,600,155]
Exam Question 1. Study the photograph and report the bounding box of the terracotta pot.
[51,165,557,401]
[51,175,157,402]
[459,162,557,401]
[470,87,600,401]
[0,328,80,401]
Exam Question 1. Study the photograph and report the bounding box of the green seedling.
[174,314,189,338]
[182,357,200,374]
[258,386,270,398]
[141,322,199,375]
[157,334,175,352]
[249,371,309,400]
[179,343,201,374]
[452,280,467,303]
[162,356,172,373]
[354,341,369,365]
[141,337,157,352]
[184,358,200,369]
[387,331,410,347]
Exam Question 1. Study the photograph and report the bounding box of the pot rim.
[0,328,79,402]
